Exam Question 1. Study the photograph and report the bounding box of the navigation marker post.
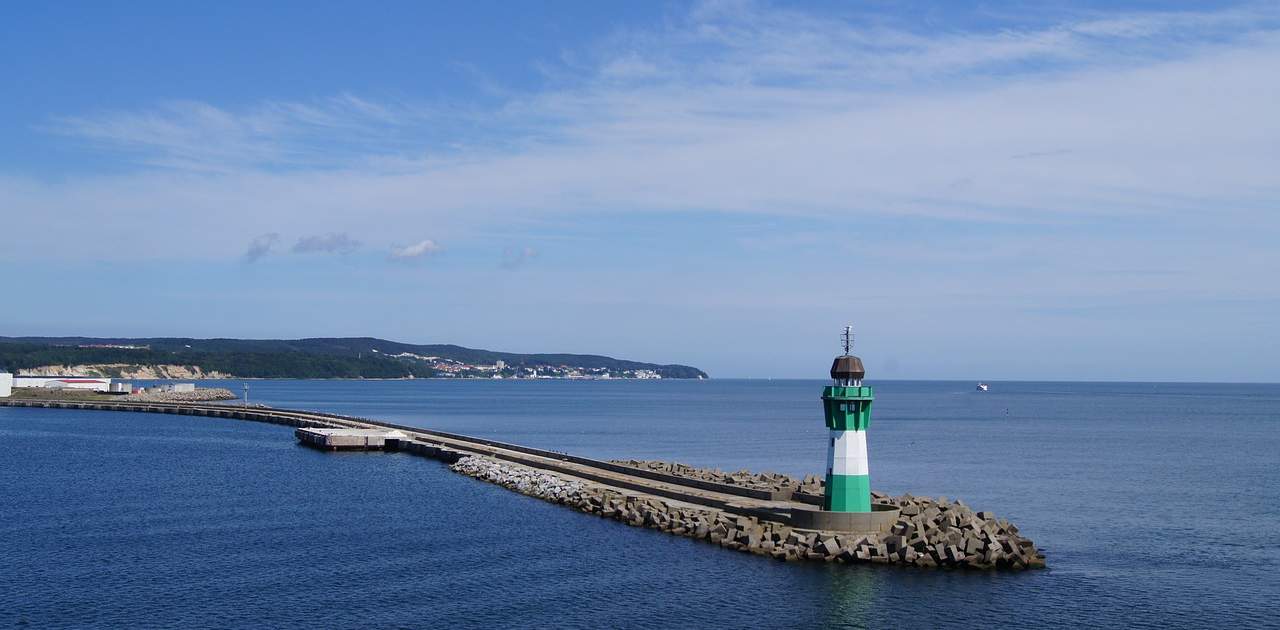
[821,326,875,513]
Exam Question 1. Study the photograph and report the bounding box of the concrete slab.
[295,427,408,450]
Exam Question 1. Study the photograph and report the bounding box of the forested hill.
[0,336,708,379]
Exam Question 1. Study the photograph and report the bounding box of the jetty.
[0,397,1044,569]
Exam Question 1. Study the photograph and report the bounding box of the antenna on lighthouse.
[831,325,865,387]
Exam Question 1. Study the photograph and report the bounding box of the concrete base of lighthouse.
[790,504,900,533]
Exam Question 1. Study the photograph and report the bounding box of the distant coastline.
[0,336,709,380]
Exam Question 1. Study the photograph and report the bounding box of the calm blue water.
[2,380,1277,628]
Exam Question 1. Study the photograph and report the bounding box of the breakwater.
[456,456,1043,569]
[0,398,1043,570]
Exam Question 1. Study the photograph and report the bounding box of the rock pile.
[125,388,237,403]
[867,493,1044,569]
[453,456,1044,570]
[451,457,584,503]
[610,459,797,493]
[798,475,825,496]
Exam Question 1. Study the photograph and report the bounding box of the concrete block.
[983,548,1001,564]
[820,537,840,556]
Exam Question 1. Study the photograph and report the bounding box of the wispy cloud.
[243,233,280,263]
[47,94,436,172]
[500,246,539,269]
[3,1,1277,380]
[292,232,361,255]
[1010,148,1073,160]
[40,4,1280,175]
[4,2,1279,268]
[389,239,440,260]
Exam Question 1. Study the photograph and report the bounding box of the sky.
[1,0,1277,381]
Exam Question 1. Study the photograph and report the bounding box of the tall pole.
[243,383,249,407]
[821,325,875,513]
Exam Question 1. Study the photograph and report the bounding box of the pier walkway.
[0,398,813,524]
[2,396,1051,569]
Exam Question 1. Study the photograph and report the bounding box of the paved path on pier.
[0,398,814,522]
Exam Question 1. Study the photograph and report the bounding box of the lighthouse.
[821,326,874,513]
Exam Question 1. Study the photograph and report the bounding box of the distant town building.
[0,372,12,398]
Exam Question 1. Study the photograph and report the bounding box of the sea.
[2,379,1277,629]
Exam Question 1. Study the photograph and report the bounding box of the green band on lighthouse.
[823,473,871,512]
[822,386,874,431]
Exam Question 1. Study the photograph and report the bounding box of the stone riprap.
[610,459,798,493]
[450,456,584,503]
[455,456,1044,570]
[124,388,237,403]
[609,459,836,498]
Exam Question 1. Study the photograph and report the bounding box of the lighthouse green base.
[823,473,871,512]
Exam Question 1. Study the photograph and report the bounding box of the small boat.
[976,383,990,392]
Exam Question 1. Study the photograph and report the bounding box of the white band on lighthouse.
[827,429,869,476]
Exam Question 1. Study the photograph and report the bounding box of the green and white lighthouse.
[821,326,874,513]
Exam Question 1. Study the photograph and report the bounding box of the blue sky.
[1,0,1277,380]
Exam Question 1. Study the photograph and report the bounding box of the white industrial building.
[0,373,12,398]
[13,376,113,392]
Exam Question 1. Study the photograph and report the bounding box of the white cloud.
[389,239,440,260]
